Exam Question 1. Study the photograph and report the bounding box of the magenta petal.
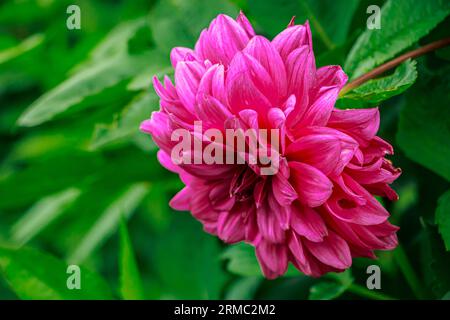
[305,231,352,269]
[272,174,297,206]
[244,36,287,102]
[272,22,312,62]
[256,241,288,279]
[217,211,245,243]
[170,187,191,211]
[257,201,285,243]
[226,52,273,115]
[236,11,255,38]
[197,64,228,105]
[175,60,206,111]
[328,108,380,144]
[195,14,250,65]
[291,204,328,242]
[289,161,333,207]
[170,47,196,68]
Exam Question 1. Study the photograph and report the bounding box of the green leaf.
[222,242,301,277]
[345,0,450,79]
[11,188,81,245]
[339,59,418,106]
[436,190,450,251]
[150,0,238,53]
[90,91,159,150]
[154,214,227,299]
[225,277,262,300]
[17,51,154,127]
[0,245,113,300]
[67,182,149,264]
[397,67,450,181]
[248,0,359,48]
[0,34,44,65]
[309,271,353,300]
[119,219,144,300]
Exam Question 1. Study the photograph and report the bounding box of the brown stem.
[340,37,450,96]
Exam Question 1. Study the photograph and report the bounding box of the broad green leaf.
[339,59,417,106]
[150,0,238,53]
[154,214,227,299]
[119,219,144,300]
[0,34,44,65]
[397,67,450,181]
[248,0,359,48]
[225,277,262,300]
[421,219,450,298]
[309,271,353,300]
[0,245,113,300]
[436,190,450,251]
[345,0,450,79]
[17,51,154,127]
[11,188,81,245]
[90,91,159,150]
[222,242,301,277]
[67,182,149,264]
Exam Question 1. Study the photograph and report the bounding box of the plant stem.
[340,37,450,96]
[347,283,397,300]
[393,245,426,299]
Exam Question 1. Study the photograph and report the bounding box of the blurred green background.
[0,0,449,300]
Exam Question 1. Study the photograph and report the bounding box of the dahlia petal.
[291,204,328,242]
[272,174,297,206]
[314,65,348,92]
[256,241,288,279]
[288,231,312,274]
[197,64,228,105]
[226,52,273,115]
[272,22,312,62]
[236,11,256,38]
[195,94,231,129]
[244,36,287,102]
[285,46,315,128]
[217,211,245,243]
[169,187,191,211]
[170,47,196,68]
[289,161,333,207]
[196,14,250,65]
[257,201,285,243]
[298,85,339,127]
[328,108,380,145]
[175,60,206,111]
[305,231,352,269]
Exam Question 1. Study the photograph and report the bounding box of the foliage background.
[0,0,449,300]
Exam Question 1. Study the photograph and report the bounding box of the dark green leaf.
[436,190,450,251]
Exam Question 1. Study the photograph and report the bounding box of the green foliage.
[436,190,450,251]
[345,0,450,79]
[339,59,417,107]
[0,245,113,300]
[119,219,145,300]
[0,0,449,301]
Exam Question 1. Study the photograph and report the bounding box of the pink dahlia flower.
[141,12,401,278]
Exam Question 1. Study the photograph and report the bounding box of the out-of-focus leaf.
[339,59,417,106]
[11,188,81,245]
[127,66,172,91]
[436,190,450,251]
[248,0,359,48]
[421,219,450,298]
[222,243,301,277]
[345,0,450,79]
[18,51,154,127]
[0,245,113,300]
[150,0,238,53]
[397,67,450,181]
[225,277,262,300]
[67,182,149,264]
[119,219,144,300]
[154,214,227,299]
[0,34,44,65]
[90,91,159,150]
[309,271,353,300]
